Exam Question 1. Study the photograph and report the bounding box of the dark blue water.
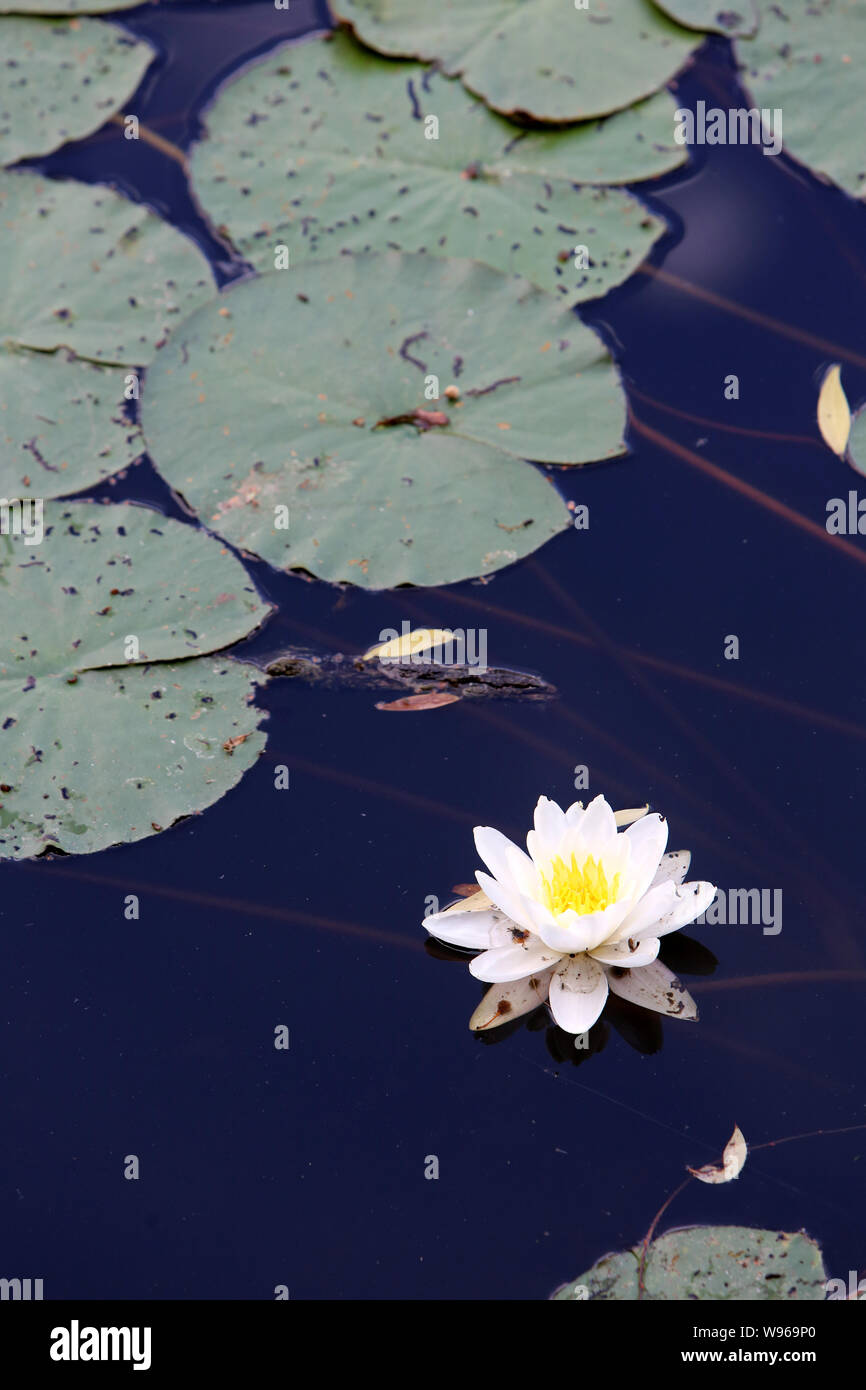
[3,1,865,1299]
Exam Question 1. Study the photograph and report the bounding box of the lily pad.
[0,345,141,497]
[553,1226,828,1300]
[846,402,866,479]
[0,1,142,10]
[190,32,680,301]
[0,16,153,166]
[0,501,270,675]
[0,171,215,364]
[650,0,756,35]
[736,1,866,198]
[0,658,266,860]
[0,501,271,859]
[331,0,704,122]
[141,252,625,588]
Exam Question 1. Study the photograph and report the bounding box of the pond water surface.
[2,0,865,1299]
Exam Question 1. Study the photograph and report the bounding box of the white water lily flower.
[423,794,716,1035]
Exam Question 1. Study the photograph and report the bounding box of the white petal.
[469,939,561,983]
[548,955,609,1034]
[572,793,618,859]
[610,879,679,942]
[475,871,536,934]
[468,967,555,1031]
[589,936,660,968]
[622,812,668,898]
[564,799,585,824]
[605,959,697,1019]
[614,805,649,828]
[423,906,506,951]
[474,825,538,896]
[640,881,717,940]
[650,850,691,889]
[529,795,567,861]
[535,898,630,954]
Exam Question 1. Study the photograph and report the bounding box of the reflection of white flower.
[423,795,716,1034]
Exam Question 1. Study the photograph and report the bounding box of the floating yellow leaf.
[614,805,649,828]
[363,628,456,662]
[817,364,851,457]
[688,1125,748,1185]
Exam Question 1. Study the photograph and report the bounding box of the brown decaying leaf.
[375,691,461,712]
[222,733,252,753]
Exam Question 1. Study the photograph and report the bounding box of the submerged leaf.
[817,364,851,458]
[375,691,460,711]
[553,1226,828,1300]
[331,0,705,123]
[0,16,153,166]
[190,31,679,301]
[688,1125,748,1184]
[142,252,624,589]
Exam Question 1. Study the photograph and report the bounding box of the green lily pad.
[141,252,624,589]
[0,16,153,167]
[190,32,681,302]
[0,501,270,676]
[846,402,866,478]
[0,501,271,859]
[736,1,866,198]
[0,1,142,11]
[0,345,141,498]
[650,0,756,35]
[553,1226,828,1300]
[0,171,215,365]
[0,659,267,860]
[331,0,704,122]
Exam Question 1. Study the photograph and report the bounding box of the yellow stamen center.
[540,853,620,918]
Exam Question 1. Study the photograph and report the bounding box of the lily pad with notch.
[189,29,681,302]
[141,251,627,589]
